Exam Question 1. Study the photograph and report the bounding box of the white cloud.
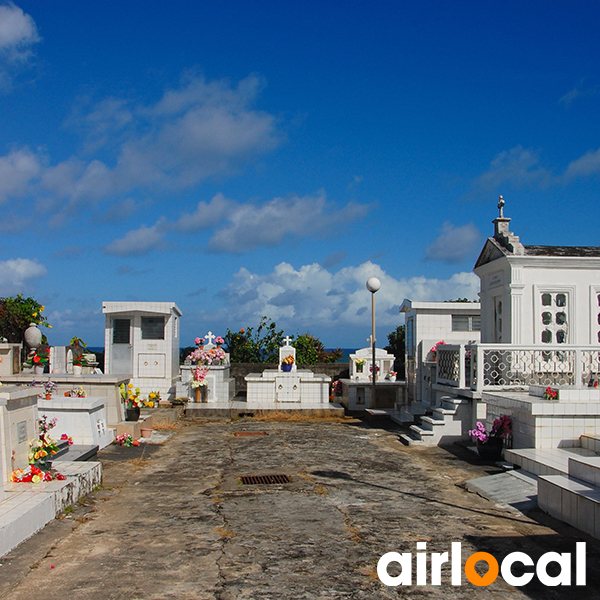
[0,257,46,293]
[564,147,600,179]
[174,193,232,232]
[0,148,41,203]
[52,73,282,202]
[0,3,40,92]
[214,261,479,331]
[104,219,168,255]
[0,3,40,60]
[471,146,553,195]
[425,222,481,263]
[208,192,369,253]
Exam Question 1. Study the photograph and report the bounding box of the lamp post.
[366,277,381,407]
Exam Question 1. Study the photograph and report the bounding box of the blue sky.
[1,1,600,348]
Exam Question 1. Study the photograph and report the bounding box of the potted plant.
[24,347,49,374]
[191,366,209,402]
[355,358,366,374]
[120,383,142,421]
[72,355,88,375]
[42,380,58,400]
[543,386,559,401]
[29,414,60,471]
[469,416,512,461]
[385,370,397,381]
[369,364,380,381]
[281,354,295,372]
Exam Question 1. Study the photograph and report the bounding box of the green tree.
[293,334,320,364]
[385,324,405,378]
[225,317,286,363]
[0,295,51,344]
[293,333,342,364]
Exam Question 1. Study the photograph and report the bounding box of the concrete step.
[505,447,598,477]
[420,416,445,431]
[538,474,600,540]
[398,432,424,446]
[409,424,435,439]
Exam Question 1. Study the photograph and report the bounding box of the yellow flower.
[128,383,133,389]
[48,325,52,329]
[32,312,37,317]
[32,474,42,483]
[40,306,45,311]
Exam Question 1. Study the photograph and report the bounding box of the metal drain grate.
[233,432,268,437]
[240,474,292,485]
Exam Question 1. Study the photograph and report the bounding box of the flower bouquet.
[10,465,66,483]
[543,386,559,400]
[115,433,140,447]
[191,366,209,401]
[145,391,161,407]
[120,383,142,421]
[385,370,397,381]
[66,386,86,397]
[29,414,60,469]
[355,358,366,373]
[430,341,446,361]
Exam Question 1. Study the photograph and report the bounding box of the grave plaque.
[17,421,27,444]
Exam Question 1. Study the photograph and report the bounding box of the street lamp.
[366,277,381,406]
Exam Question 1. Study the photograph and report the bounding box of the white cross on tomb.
[204,331,216,345]
[283,335,293,346]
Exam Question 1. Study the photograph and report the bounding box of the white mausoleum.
[400,299,480,406]
[102,301,182,401]
[475,197,600,346]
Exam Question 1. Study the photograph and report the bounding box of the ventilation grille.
[240,474,292,485]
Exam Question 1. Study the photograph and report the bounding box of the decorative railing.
[436,344,600,392]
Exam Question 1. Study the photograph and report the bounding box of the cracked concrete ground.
[0,417,599,600]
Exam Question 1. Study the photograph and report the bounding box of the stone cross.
[498,195,505,218]
[204,331,216,345]
[283,335,293,346]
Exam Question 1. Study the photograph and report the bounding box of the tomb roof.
[523,245,600,257]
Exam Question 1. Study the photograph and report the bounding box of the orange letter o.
[465,552,499,587]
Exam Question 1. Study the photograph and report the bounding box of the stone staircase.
[531,435,600,540]
[397,396,470,446]
[504,435,600,540]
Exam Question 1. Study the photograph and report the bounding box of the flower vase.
[282,363,293,372]
[45,393,51,401]
[125,407,140,422]
[73,365,82,375]
[24,323,42,349]
[201,386,208,402]
[34,365,44,375]
[477,437,503,461]
[195,388,201,402]
[36,459,52,472]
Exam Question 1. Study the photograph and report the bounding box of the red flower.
[33,356,40,363]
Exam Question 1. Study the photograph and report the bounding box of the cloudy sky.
[1,1,599,348]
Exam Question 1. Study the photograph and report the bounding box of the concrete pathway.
[0,418,599,599]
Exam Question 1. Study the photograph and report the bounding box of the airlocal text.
[377,542,586,587]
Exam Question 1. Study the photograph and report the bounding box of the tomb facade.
[102,301,182,401]
[245,339,331,406]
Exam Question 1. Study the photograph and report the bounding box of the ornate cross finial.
[204,331,216,345]
[498,195,505,218]
[283,335,293,346]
